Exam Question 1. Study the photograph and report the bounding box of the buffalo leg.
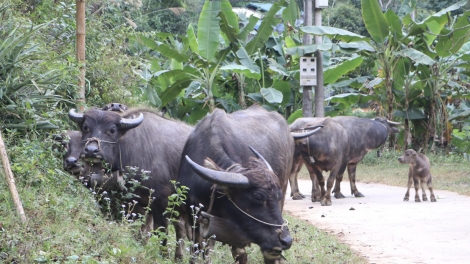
[308,165,324,203]
[420,179,428,201]
[232,247,247,264]
[333,173,346,199]
[288,156,305,200]
[413,177,421,202]
[347,163,364,197]
[321,169,340,206]
[427,177,437,202]
[404,168,413,201]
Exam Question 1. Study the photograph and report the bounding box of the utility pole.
[314,0,328,117]
[300,0,327,117]
[76,0,86,113]
[301,0,313,117]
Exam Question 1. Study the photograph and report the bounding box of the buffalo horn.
[118,113,144,129]
[291,125,323,139]
[248,146,273,172]
[185,155,250,187]
[68,109,84,124]
[387,120,400,126]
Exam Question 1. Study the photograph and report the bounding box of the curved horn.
[291,125,323,139]
[185,156,250,187]
[248,146,273,172]
[118,113,144,129]
[387,120,401,126]
[68,109,84,124]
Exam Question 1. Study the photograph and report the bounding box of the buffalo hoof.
[354,192,365,198]
[415,198,421,202]
[334,192,346,199]
[311,197,321,203]
[431,198,437,202]
[422,197,428,201]
[291,193,304,200]
[403,197,409,201]
[320,199,332,206]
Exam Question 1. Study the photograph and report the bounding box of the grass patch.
[0,136,367,263]
[297,150,470,196]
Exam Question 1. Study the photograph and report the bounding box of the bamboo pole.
[76,0,86,113]
[0,130,27,223]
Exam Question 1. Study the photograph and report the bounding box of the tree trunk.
[0,131,27,224]
[76,0,86,112]
[314,4,324,117]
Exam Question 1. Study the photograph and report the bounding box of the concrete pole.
[314,3,324,117]
[302,0,313,117]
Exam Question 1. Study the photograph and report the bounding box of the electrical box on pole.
[300,56,317,86]
[315,0,328,8]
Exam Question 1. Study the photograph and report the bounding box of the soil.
[284,179,470,264]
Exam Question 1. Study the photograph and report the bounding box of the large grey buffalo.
[68,107,192,258]
[289,117,349,206]
[176,105,320,264]
[289,116,400,206]
[331,116,400,198]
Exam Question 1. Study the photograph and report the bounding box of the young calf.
[398,149,437,202]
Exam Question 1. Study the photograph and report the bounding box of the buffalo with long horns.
[68,107,192,259]
[176,105,321,264]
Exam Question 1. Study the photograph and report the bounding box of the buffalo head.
[373,117,400,135]
[185,146,292,260]
[68,108,143,172]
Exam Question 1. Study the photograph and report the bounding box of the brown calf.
[398,149,437,202]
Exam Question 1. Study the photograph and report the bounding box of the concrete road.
[284,180,470,264]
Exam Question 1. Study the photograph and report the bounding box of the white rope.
[227,194,288,229]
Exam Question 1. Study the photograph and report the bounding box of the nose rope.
[83,137,116,151]
[226,193,288,230]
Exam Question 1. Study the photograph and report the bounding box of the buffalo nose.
[65,157,78,167]
[280,227,293,250]
[85,145,100,154]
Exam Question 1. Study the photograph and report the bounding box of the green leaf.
[245,0,284,55]
[361,0,389,44]
[220,0,239,33]
[435,11,470,57]
[160,78,193,107]
[282,0,299,33]
[137,35,189,62]
[397,48,435,66]
[384,9,404,41]
[261,87,283,103]
[287,109,303,124]
[300,26,366,43]
[394,108,426,119]
[239,15,259,42]
[186,23,198,53]
[326,93,373,108]
[198,0,222,61]
[324,57,363,84]
[285,43,333,56]
[219,64,261,79]
[235,47,260,73]
[219,11,239,49]
[273,81,291,106]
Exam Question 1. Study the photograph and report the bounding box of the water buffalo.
[289,117,349,206]
[102,102,128,112]
[68,107,193,258]
[52,131,85,176]
[398,149,437,202]
[330,116,400,198]
[176,105,320,264]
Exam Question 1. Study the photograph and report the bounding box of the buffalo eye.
[82,124,89,133]
[253,192,264,202]
[109,127,116,134]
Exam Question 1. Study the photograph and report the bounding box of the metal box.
[300,56,317,86]
[315,0,329,9]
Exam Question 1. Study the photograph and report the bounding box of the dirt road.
[284,180,470,264]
